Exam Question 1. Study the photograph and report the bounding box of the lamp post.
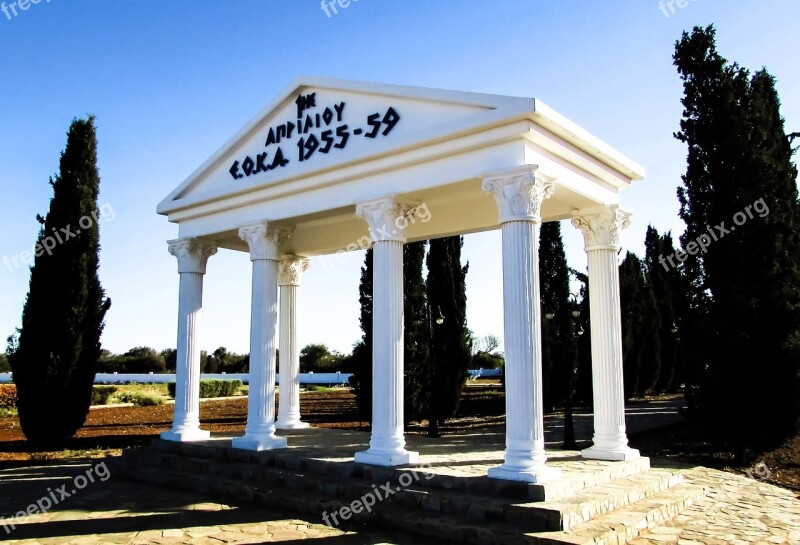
[426,303,444,438]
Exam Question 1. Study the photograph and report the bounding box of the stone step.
[373,481,706,545]
[120,460,706,545]
[119,447,697,536]
[141,439,652,501]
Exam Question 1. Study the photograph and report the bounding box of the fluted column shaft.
[572,206,640,461]
[354,197,420,467]
[162,238,217,442]
[277,257,310,430]
[370,239,406,452]
[500,221,547,466]
[483,165,561,483]
[233,223,292,451]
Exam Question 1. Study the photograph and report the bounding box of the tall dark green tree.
[619,252,660,399]
[403,241,429,422]
[644,227,686,393]
[426,236,471,433]
[539,221,577,410]
[10,117,111,441]
[571,269,593,405]
[675,26,800,445]
[350,248,373,420]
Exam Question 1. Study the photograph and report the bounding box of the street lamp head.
[577,328,585,336]
[571,309,581,319]
[671,322,678,334]
[544,312,555,321]
[435,307,445,325]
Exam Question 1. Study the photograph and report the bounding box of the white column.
[354,197,419,467]
[162,238,217,442]
[232,222,293,451]
[276,256,311,430]
[483,166,561,483]
[572,205,640,461]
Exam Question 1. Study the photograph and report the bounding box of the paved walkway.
[0,462,435,544]
[633,466,800,545]
[0,397,797,545]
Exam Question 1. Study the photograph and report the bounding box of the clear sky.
[1,1,798,357]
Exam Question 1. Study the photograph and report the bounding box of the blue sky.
[1,1,798,356]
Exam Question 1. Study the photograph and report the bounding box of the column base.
[275,420,311,430]
[581,445,640,461]
[488,464,562,483]
[355,449,419,467]
[232,434,288,452]
[160,428,210,442]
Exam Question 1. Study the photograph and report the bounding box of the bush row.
[168,379,243,399]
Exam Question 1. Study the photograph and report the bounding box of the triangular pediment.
[158,77,535,215]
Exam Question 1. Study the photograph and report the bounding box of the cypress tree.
[539,221,576,410]
[426,236,471,433]
[644,226,672,392]
[10,117,111,442]
[403,241,429,422]
[674,26,800,445]
[619,252,660,398]
[571,269,593,405]
[350,248,373,420]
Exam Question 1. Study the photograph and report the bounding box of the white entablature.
[158,76,644,257]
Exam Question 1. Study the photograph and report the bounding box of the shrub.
[90,386,117,406]
[168,379,242,399]
[0,384,18,409]
[304,385,331,393]
[117,392,163,406]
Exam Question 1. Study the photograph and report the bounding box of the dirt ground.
[0,384,503,463]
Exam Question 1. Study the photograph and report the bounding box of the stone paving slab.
[2,454,798,544]
[0,463,435,544]
[634,464,800,545]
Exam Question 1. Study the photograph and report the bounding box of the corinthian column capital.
[278,256,311,286]
[168,238,218,274]
[355,196,420,243]
[571,205,632,250]
[482,165,556,224]
[238,222,294,261]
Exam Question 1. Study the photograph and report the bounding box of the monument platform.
[118,426,706,545]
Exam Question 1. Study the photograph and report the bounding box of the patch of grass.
[30,448,121,461]
[0,407,18,417]
[106,383,170,405]
[303,385,335,393]
[115,392,164,406]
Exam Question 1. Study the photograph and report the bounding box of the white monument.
[158,77,645,482]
